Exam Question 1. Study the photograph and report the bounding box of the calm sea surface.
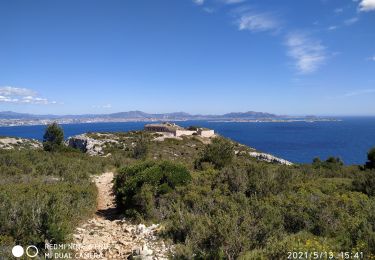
[1,117,375,165]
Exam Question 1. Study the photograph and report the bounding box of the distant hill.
[0,110,282,120]
[0,111,61,120]
[222,111,278,119]
[0,111,35,119]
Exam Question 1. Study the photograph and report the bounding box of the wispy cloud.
[344,17,359,25]
[326,17,357,32]
[193,0,245,6]
[359,0,375,11]
[334,7,344,14]
[285,32,327,74]
[328,25,339,30]
[193,2,280,33]
[235,11,280,33]
[203,7,215,13]
[221,0,246,4]
[192,1,329,74]
[327,88,375,99]
[368,55,375,61]
[192,0,205,5]
[92,104,112,109]
[343,89,375,97]
[0,86,57,105]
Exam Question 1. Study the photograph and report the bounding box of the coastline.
[0,118,341,127]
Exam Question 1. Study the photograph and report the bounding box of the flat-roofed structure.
[197,128,215,138]
[144,122,215,137]
[144,122,182,133]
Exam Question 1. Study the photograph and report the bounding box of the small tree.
[325,156,343,165]
[43,122,64,152]
[366,147,375,169]
[312,157,321,164]
[196,137,234,169]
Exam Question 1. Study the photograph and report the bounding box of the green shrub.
[133,134,149,159]
[130,159,375,258]
[353,170,375,196]
[264,232,340,259]
[114,160,191,219]
[0,149,105,248]
[0,182,97,246]
[366,147,375,169]
[196,137,234,169]
[2,131,375,259]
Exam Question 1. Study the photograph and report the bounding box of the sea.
[1,117,375,165]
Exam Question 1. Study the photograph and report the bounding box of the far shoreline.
[0,118,342,128]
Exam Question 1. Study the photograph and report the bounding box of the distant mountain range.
[0,110,334,127]
[0,110,290,120]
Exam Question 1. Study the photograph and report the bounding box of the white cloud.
[328,25,338,30]
[368,55,375,61]
[236,12,280,32]
[359,0,375,11]
[0,96,19,103]
[0,86,57,105]
[193,0,204,5]
[344,17,359,25]
[0,86,36,97]
[285,32,327,74]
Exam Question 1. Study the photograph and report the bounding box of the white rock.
[249,151,293,165]
[136,224,146,235]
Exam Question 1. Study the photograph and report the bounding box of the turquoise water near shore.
[1,117,374,165]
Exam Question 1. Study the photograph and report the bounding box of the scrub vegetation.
[0,149,108,250]
[1,123,375,259]
[114,136,375,259]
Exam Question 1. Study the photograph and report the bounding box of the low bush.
[114,160,191,220]
[195,137,234,169]
[366,147,375,169]
[0,149,105,248]
[115,157,375,258]
[132,134,149,159]
[0,181,97,247]
[352,169,375,196]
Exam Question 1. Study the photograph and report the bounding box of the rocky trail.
[72,172,171,259]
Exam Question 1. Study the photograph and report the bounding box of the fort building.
[144,122,215,138]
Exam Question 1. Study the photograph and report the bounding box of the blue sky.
[0,0,374,115]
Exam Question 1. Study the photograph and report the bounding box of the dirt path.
[72,172,170,259]
[95,172,118,220]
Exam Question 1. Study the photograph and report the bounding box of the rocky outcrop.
[67,131,293,166]
[248,151,293,165]
[66,134,118,156]
[0,137,42,150]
